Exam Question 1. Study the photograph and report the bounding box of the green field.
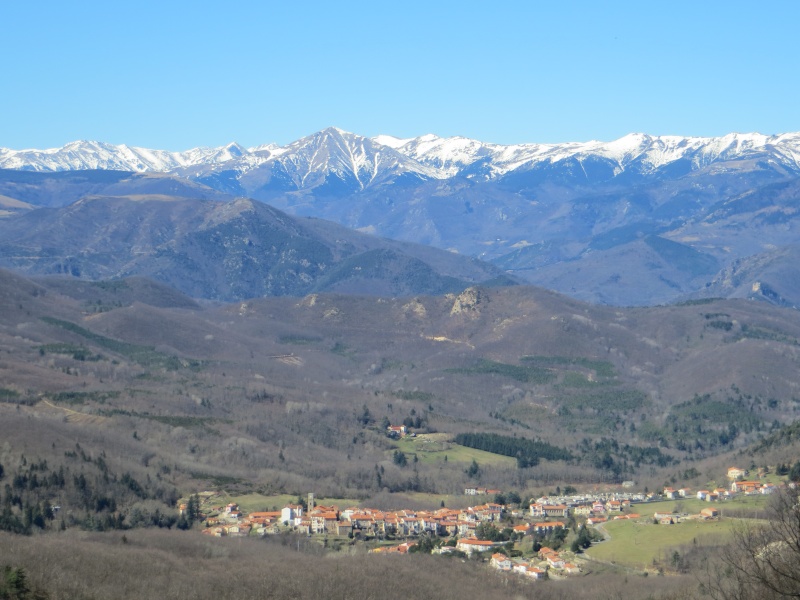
[586,517,735,568]
[394,434,517,467]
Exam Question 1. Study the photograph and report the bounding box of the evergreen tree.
[392,450,407,467]
[1,565,37,600]
[185,494,200,524]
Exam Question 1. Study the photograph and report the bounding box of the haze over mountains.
[2,127,800,306]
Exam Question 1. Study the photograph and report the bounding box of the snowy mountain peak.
[3,128,800,185]
[382,130,800,178]
[263,127,439,191]
[309,126,358,144]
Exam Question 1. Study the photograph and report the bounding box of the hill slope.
[0,196,511,301]
[2,268,800,501]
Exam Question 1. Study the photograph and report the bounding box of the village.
[180,465,786,581]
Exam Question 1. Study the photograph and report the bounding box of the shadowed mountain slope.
[0,196,512,301]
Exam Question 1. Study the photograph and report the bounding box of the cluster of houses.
[529,496,635,519]
[730,480,777,494]
[489,546,580,578]
[200,497,508,539]
[658,466,778,503]
[662,486,730,501]
[367,534,581,580]
[195,478,752,539]
[727,466,779,493]
[528,497,645,527]
[653,507,719,525]
[191,464,786,565]
[200,502,306,538]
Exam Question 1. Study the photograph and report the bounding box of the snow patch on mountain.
[3,129,800,186]
[0,140,253,173]
[255,127,440,190]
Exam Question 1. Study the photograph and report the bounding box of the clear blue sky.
[2,1,798,150]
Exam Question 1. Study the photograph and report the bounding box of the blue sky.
[2,1,798,150]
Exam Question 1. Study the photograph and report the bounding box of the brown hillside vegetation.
[1,268,799,598]
[0,529,697,600]
[2,268,800,500]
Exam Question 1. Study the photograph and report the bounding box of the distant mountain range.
[0,194,511,301]
[3,127,800,306]
[4,128,800,181]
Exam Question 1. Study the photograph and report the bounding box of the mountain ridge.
[0,195,513,301]
[4,128,800,182]
[4,127,800,307]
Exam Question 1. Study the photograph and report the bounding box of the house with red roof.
[456,537,505,556]
[525,566,547,579]
[387,425,407,437]
[731,481,761,494]
[490,553,512,570]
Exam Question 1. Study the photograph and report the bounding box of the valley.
[1,267,799,598]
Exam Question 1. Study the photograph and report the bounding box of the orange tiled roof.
[458,538,496,546]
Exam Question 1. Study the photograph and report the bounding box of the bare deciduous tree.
[701,487,800,600]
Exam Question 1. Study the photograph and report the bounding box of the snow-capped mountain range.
[4,127,800,184]
[5,127,800,308]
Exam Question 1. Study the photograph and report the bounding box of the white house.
[490,553,512,571]
[281,504,304,526]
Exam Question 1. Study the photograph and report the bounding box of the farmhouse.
[654,512,677,524]
[387,425,407,437]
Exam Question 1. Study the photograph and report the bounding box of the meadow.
[587,517,735,569]
[394,434,517,467]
